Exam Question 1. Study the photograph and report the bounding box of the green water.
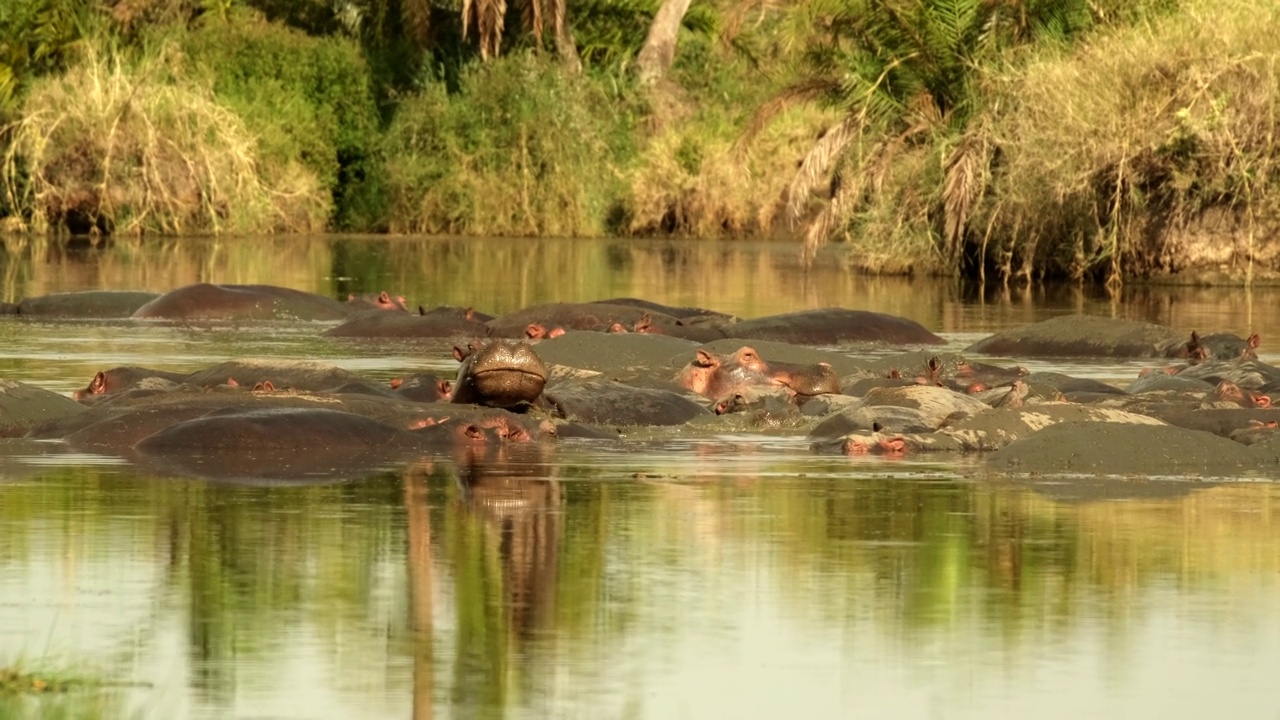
[1,236,1279,719]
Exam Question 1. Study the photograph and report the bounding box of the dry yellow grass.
[2,45,328,236]
[974,0,1280,283]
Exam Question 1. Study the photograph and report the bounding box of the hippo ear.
[927,356,941,372]
[453,345,467,362]
[89,371,108,394]
[694,349,716,367]
[390,377,404,389]
[348,293,357,301]
[1189,330,1201,343]
[226,377,240,387]
[1250,333,1262,349]
[418,306,427,316]
[872,421,884,432]
[437,380,453,398]
[379,291,392,303]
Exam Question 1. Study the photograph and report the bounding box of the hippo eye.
[464,424,483,439]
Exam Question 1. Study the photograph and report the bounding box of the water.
[1,235,1279,719]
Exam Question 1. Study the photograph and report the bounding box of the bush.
[970,0,1280,282]
[2,44,327,235]
[179,11,386,230]
[383,52,632,236]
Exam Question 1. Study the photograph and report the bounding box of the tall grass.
[382,52,633,236]
[968,0,1280,283]
[2,43,328,235]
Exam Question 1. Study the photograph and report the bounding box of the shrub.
[179,11,386,230]
[383,52,631,236]
[2,44,327,235]
[971,0,1280,283]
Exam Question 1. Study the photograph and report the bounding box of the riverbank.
[1,0,1275,284]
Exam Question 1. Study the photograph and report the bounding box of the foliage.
[969,0,1280,284]
[743,0,1184,270]
[179,10,387,230]
[382,52,633,236]
[0,0,100,119]
[1,43,324,235]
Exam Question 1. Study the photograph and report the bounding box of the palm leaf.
[788,114,861,220]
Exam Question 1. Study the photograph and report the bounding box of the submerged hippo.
[5,290,160,318]
[725,308,944,346]
[451,340,549,409]
[0,380,87,437]
[545,378,708,426]
[326,305,489,338]
[132,283,368,322]
[485,302,683,338]
[987,421,1262,477]
[131,408,520,482]
[967,314,1257,359]
[678,344,846,402]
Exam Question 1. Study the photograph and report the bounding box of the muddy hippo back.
[726,308,944,346]
[15,290,160,318]
[132,283,350,321]
[966,315,1185,357]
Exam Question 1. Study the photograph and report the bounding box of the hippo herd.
[5,282,1280,482]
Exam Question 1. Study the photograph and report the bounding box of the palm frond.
[788,114,861,220]
[942,129,991,269]
[735,77,840,155]
[462,0,506,59]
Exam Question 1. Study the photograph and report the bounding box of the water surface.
[1,236,1278,719]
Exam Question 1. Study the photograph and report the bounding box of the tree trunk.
[552,1,582,74]
[635,0,693,86]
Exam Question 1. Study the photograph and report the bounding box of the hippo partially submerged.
[451,340,549,409]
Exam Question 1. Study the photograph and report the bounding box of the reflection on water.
[2,457,1279,719]
[1,236,1280,718]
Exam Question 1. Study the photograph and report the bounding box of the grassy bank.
[972,0,1280,284]
[2,0,1276,283]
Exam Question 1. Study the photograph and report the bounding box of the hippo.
[485,302,683,338]
[965,314,1251,359]
[1173,358,1280,389]
[346,291,409,312]
[130,408,518,482]
[677,342,861,402]
[1181,330,1260,363]
[74,359,366,403]
[5,290,161,318]
[451,340,549,409]
[0,379,87,437]
[74,366,188,402]
[678,346,778,400]
[181,359,365,393]
[325,305,490,338]
[544,378,709,426]
[389,374,453,403]
[592,297,736,323]
[723,308,944,346]
[808,384,992,441]
[987,421,1263,477]
[132,283,355,322]
[819,405,1166,455]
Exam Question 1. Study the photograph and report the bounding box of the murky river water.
[2,235,1279,719]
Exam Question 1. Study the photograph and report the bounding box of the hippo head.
[451,340,549,409]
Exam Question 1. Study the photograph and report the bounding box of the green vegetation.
[2,0,1276,282]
